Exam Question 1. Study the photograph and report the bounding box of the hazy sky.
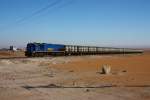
[0,0,150,48]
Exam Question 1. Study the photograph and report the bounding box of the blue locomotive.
[25,42,143,57]
[25,43,65,57]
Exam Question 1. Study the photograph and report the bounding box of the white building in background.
[10,46,17,51]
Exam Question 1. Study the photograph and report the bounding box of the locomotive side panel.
[25,43,65,57]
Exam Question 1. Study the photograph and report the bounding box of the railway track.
[0,56,52,60]
[0,53,144,60]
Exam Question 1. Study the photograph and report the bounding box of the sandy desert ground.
[0,51,150,100]
[0,51,25,58]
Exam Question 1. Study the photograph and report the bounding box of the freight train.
[25,43,143,57]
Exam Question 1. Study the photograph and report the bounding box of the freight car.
[25,43,143,57]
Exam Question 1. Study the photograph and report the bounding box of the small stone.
[69,70,74,72]
[85,89,90,92]
[122,70,127,72]
[101,65,111,74]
